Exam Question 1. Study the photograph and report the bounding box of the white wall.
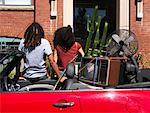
[63,0,73,29]
[119,0,129,30]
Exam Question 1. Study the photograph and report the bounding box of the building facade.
[0,0,149,68]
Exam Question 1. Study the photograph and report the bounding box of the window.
[0,0,32,6]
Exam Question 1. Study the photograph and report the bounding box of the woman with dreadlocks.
[53,25,85,71]
[18,22,64,83]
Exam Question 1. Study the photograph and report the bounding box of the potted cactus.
[84,5,109,57]
[80,5,110,84]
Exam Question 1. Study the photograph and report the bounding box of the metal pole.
[34,0,36,23]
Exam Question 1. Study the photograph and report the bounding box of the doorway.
[73,0,117,47]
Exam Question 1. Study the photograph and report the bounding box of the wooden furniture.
[79,57,126,86]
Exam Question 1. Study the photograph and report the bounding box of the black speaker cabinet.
[79,57,126,86]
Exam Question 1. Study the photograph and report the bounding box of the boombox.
[79,57,126,86]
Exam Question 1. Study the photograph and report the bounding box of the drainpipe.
[34,0,36,23]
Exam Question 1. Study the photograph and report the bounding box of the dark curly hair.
[54,25,75,52]
[24,22,44,48]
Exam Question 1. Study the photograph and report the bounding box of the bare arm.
[78,47,85,57]
[53,49,58,63]
[48,54,61,78]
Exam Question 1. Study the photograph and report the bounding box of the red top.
[56,42,81,70]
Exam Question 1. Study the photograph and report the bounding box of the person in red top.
[53,25,85,70]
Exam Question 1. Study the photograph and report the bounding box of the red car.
[1,38,150,113]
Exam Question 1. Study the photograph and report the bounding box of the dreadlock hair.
[54,25,75,52]
[24,22,44,48]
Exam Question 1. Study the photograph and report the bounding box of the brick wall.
[130,0,150,68]
[0,0,63,47]
[48,0,63,48]
[0,11,33,38]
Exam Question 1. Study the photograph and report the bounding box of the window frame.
[0,0,32,6]
[0,0,34,11]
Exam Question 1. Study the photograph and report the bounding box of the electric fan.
[106,29,139,84]
[106,29,138,57]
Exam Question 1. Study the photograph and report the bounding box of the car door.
[1,90,80,113]
[74,89,129,113]
[75,89,150,113]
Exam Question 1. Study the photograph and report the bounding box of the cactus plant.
[85,5,98,56]
[99,21,108,56]
[84,5,109,57]
[91,16,101,56]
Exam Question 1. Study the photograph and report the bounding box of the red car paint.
[76,89,150,113]
[1,89,150,113]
